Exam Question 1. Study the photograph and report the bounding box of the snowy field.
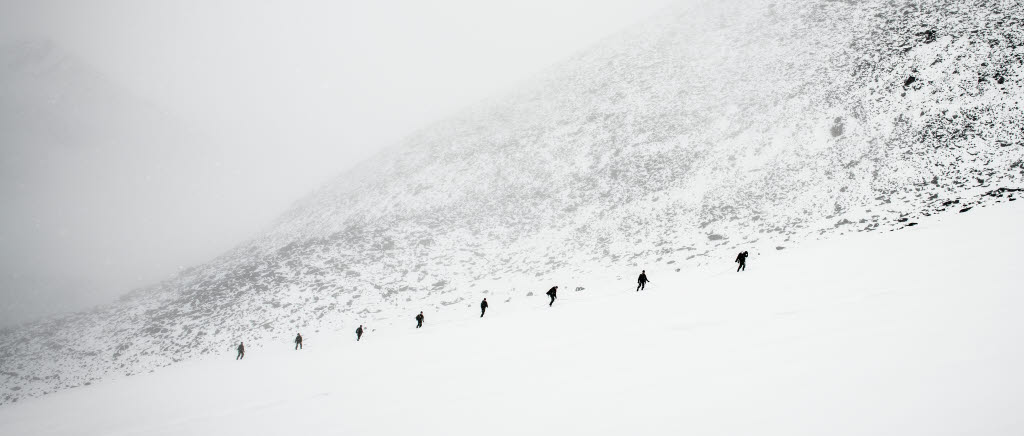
[1,201,1022,436]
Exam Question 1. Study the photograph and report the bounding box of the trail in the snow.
[0,201,1021,435]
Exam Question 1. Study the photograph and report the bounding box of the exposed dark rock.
[831,117,845,137]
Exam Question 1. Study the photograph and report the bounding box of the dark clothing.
[416,314,424,328]
[637,273,648,292]
[294,334,303,350]
[356,327,363,341]
[735,252,748,272]
[236,344,245,360]
[546,287,557,307]
[480,300,488,317]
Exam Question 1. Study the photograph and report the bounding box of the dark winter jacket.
[416,314,425,322]
[546,287,557,297]
[736,252,748,263]
[356,327,363,335]
[638,273,648,284]
[295,334,303,344]
[481,300,488,309]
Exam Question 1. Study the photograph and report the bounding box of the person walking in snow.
[480,298,489,317]
[294,333,303,350]
[546,286,558,307]
[735,251,749,272]
[356,325,364,341]
[236,342,245,360]
[637,270,650,292]
[415,311,425,328]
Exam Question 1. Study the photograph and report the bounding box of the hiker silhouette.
[637,270,649,291]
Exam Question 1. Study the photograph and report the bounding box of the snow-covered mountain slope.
[2,0,1023,405]
[1,199,1021,436]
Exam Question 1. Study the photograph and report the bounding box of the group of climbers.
[234,250,751,357]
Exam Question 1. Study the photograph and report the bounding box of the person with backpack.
[480,298,489,317]
[637,270,650,292]
[735,251,749,272]
[415,311,425,328]
[356,325,364,341]
[546,286,558,307]
[236,342,245,360]
[294,333,303,350]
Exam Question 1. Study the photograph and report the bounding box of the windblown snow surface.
[1,193,1022,435]
[1,0,1023,422]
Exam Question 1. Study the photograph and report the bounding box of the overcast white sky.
[0,0,675,324]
